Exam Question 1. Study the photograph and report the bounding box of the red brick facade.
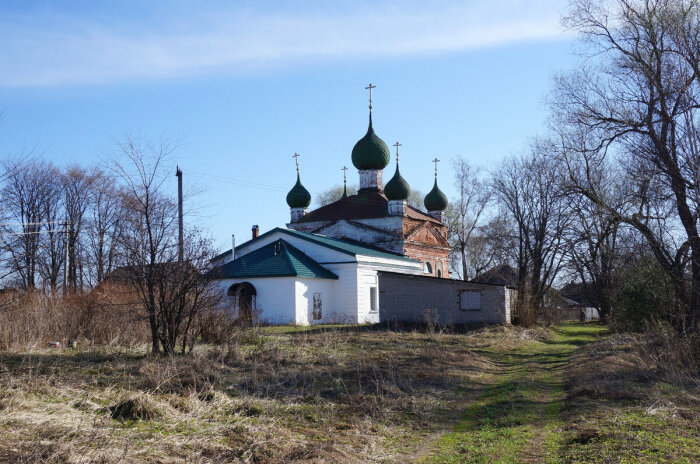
[402,216,450,278]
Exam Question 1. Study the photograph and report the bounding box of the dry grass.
[566,328,700,404]
[0,326,494,463]
[0,290,148,351]
[562,327,700,462]
[468,324,555,343]
[3,321,696,463]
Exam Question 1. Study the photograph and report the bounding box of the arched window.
[424,262,433,274]
[437,262,443,278]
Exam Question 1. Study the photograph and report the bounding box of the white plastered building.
[211,228,422,325]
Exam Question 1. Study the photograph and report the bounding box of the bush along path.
[423,323,609,464]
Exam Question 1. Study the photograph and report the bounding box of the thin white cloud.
[0,0,568,87]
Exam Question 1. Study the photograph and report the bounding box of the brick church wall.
[403,242,449,277]
[402,217,450,278]
[287,203,451,278]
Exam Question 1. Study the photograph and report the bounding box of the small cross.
[292,152,300,172]
[393,141,402,163]
[365,83,376,110]
[432,157,440,177]
[341,166,349,197]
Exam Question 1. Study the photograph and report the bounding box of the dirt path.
[417,323,608,463]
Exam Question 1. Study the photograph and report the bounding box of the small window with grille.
[460,290,482,311]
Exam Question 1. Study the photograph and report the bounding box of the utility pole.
[176,166,183,263]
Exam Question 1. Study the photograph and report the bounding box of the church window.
[437,262,443,278]
[460,290,482,311]
[424,262,433,274]
[370,287,378,312]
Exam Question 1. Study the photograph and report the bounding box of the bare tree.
[564,196,629,322]
[85,170,124,285]
[316,184,358,206]
[154,229,220,355]
[446,158,491,280]
[0,161,59,290]
[112,135,217,355]
[38,167,65,293]
[492,145,569,324]
[63,166,95,292]
[112,135,177,354]
[552,0,700,331]
[406,189,425,210]
[481,213,519,271]
[316,183,424,210]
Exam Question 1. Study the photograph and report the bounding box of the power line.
[189,170,427,209]
[0,229,67,237]
[189,170,287,192]
[0,220,66,227]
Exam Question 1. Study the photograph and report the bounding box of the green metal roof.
[351,114,390,170]
[286,173,311,208]
[384,163,411,201]
[235,228,420,263]
[424,178,448,211]
[213,238,338,280]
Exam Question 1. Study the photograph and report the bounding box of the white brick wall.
[289,217,405,254]
[216,278,298,324]
[294,278,337,325]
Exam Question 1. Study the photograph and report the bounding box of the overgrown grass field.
[0,323,697,463]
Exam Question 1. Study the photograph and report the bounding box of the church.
[211,86,514,326]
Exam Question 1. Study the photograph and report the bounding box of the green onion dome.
[384,164,411,201]
[286,174,311,208]
[351,115,391,170]
[424,178,448,211]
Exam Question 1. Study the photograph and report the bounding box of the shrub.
[0,290,148,351]
[613,256,681,331]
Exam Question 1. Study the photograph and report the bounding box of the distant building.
[473,265,519,287]
[556,282,600,322]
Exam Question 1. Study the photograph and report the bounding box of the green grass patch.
[561,409,700,463]
[259,324,363,334]
[427,323,608,463]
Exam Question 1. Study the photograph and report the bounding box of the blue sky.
[0,0,576,250]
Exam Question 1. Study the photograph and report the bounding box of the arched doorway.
[237,282,256,322]
[227,282,256,323]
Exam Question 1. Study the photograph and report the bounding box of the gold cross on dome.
[393,141,402,163]
[365,83,376,110]
[292,152,300,172]
[432,157,440,177]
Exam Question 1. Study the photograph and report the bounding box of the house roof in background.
[559,282,598,307]
[472,264,519,287]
